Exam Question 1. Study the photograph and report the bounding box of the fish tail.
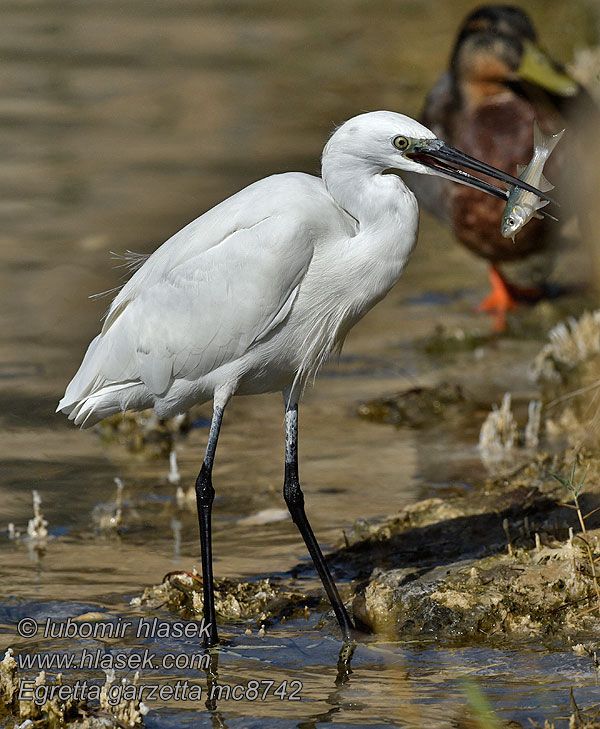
[533,120,565,159]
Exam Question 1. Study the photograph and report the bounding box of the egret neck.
[321,150,420,305]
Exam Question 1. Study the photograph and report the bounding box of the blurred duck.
[409,4,595,327]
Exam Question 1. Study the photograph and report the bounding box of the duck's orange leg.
[477,265,519,315]
[477,265,544,332]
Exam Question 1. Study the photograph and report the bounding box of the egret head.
[323,111,436,176]
[323,111,556,205]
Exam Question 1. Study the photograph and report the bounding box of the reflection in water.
[203,650,221,714]
[1,0,598,727]
[335,640,356,686]
[292,643,358,729]
[202,641,403,729]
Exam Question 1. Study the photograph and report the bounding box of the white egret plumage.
[58,111,553,644]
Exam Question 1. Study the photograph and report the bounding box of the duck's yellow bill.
[518,40,579,96]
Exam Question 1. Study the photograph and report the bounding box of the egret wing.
[70,212,315,399]
[58,173,338,410]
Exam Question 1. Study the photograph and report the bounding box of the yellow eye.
[393,135,410,151]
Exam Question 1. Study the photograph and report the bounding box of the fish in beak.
[406,139,559,206]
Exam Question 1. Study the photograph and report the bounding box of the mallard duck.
[409,4,594,327]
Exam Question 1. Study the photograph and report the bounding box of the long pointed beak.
[407,140,558,206]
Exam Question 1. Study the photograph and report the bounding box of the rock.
[357,382,467,428]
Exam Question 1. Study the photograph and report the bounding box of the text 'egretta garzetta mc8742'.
[58,110,554,645]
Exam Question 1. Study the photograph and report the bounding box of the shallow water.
[1,1,599,727]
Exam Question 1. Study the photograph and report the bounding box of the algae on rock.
[132,572,310,626]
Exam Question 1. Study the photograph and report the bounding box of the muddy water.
[1,1,599,727]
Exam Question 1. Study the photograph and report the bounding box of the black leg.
[283,400,354,640]
[195,404,224,648]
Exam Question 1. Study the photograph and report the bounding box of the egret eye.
[393,135,410,151]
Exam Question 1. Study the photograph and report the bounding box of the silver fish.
[501,121,563,242]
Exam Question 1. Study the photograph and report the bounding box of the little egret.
[58,110,553,644]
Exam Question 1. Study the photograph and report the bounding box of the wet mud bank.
[335,310,600,646]
[345,459,600,643]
